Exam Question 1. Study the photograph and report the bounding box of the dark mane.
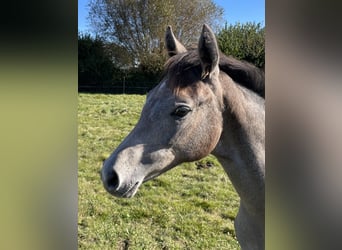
[164,50,265,98]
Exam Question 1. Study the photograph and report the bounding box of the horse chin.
[119,181,142,198]
[117,171,161,198]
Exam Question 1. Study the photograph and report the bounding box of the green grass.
[78,93,240,249]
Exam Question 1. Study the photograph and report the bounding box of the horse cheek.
[191,114,222,160]
[204,121,222,157]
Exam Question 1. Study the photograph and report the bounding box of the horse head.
[101,24,224,198]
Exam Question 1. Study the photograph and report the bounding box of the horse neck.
[213,73,265,214]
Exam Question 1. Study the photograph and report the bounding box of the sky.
[78,0,265,34]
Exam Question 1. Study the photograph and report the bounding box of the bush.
[78,33,119,85]
[217,22,265,69]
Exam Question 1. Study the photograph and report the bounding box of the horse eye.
[171,106,192,118]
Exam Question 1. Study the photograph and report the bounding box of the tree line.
[79,0,264,93]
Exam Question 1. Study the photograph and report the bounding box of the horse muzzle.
[101,166,143,198]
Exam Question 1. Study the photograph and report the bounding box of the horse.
[101,24,265,250]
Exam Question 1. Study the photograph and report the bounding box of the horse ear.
[165,25,187,57]
[198,24,219,79]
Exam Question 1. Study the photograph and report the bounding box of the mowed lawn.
[78,93,240,249]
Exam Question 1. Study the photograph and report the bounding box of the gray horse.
[101,24,265,250]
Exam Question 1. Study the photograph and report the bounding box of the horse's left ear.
[165,25,187,57]
[198,24,219,80]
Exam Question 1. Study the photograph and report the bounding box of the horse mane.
[164,50,265,98]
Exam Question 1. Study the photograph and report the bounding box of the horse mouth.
[121,181,140,198]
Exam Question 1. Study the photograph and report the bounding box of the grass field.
[78,93,240,249]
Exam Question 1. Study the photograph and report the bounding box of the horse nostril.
[104,170,120,191]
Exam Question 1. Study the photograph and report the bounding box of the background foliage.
[217,22,265,69]
[78,33,119,85]
[79,0,264,94]
[78,21,264,93]
[88,0,223,70]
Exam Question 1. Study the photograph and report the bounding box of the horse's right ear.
[198,24,219,80]
[165,25,187,57]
